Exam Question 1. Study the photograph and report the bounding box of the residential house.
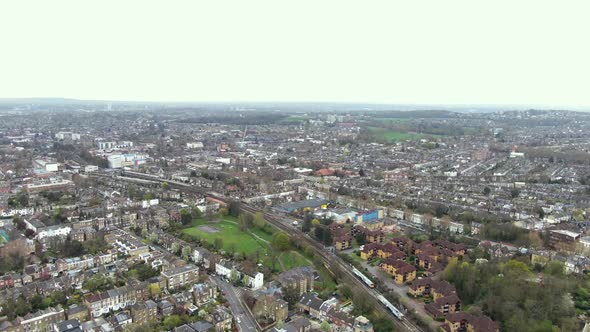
[272,316,311,332]
[158,300,174,316]
[424,294,461,319]
[297,293,323,319]
[192,247,215,270]
[334,234,353,251]
[55,319,82,332]
[111,312,132,330]
[161,264,199,291]
[360,243,381,260]
[277,266,315,296]
[415,253,443,274]
[326,308,355,330]
[409,278,457,300]
[12,306,65,332]
[171,290,198,315]
[442,312,499,332]
[85,283,147,318]
[215,260,238,281]
[250,294,288,325]
[130,300,158,323]
[240,264,264,290]
[207,307,232,332]
[192,281,218,306]
[66,304,88,322]
[353,226,384,244]
[433,240,466,256]
[377,243,406,260]
[353,316,374,332]
[189,321,215,332]
[549,229,581,253]
[449,222,465,234]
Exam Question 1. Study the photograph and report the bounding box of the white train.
[377,294,404,319]
[352,267,375,288]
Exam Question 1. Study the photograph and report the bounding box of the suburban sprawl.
[1,101,590,332]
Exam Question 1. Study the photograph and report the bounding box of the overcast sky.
[1,0,589,107]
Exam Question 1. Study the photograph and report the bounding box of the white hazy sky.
[1,0,589,107]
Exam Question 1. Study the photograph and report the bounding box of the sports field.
[368,127,425,142]
[182,217,313,272]
[182,217,270,254]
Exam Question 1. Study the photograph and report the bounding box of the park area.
[181,216,313,273]
[368,126,425,142]
[182,216,269,254]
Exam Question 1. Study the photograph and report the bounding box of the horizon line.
[0,97,589,110]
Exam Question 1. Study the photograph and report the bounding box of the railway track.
[238,202,424,332]
[113,171,425,331]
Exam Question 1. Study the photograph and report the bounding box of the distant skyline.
[1,0,589,108]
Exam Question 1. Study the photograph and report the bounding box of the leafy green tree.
[50,291,67,305]
[282,284,300,308]
[171,242,180,254]
[351,292,372,316]
[272,232,291,251]
[544,261,565,277]
[503,259,531,278]
[214,238,224,250]
[15,295,32,317]
[320,321,331,332]
[218,207,229,217]
[191,207,202,219]
[181,246,192,261]
[253,212,266,229]
[180,209,192,225]
[314,226,333,246]
[148,284,161,298]
[30,294,45,310]
[339,284,353,300]
[82,234,108,254]
[83,274,113,292]
[370,314,396,332]
[162,315,184,330]
[61,237,86,257]
[302,218,312,233]
[133,263,160,281]
[229,270,240,285]
[228,201,241,217]
[238,213,253,232]
[355,232,367,246]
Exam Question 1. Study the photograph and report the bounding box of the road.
[238,203,425,332]
[114,172,425,332]
[212,276,258,332]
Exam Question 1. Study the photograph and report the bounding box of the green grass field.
[368,127,425,142]
[182,217,332,281]
[283,116,307,123]
[182,217,270,255]
[279,251,312,271]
